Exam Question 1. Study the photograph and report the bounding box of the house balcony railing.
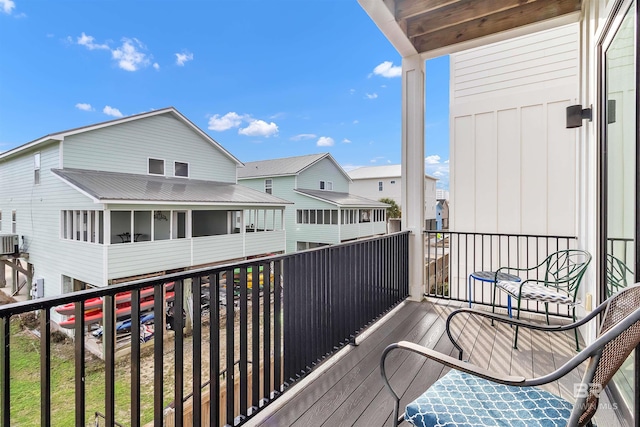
[0,231,408,426]
[424,230,578,318]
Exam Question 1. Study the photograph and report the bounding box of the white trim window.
[61,210,104,243]
[320,180,333,191]
[378,181,383,191]
[174,161,189,178]
[34,153,41,184]
[11,211,16,233]
[148,158,165,175]
[265,179,273,194]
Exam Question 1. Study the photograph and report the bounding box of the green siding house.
[0,107,290,305]
[237,153,388,253]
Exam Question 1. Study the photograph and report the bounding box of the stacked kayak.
[56,282,175,329]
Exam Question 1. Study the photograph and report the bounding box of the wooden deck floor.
[250,299,620,427]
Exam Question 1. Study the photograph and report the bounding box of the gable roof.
[0,107,242,166]
[237,153,351,181]
[52,168,292,206]
[295,189,389,208]
[348,164,438,181]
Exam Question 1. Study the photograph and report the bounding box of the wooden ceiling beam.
[394,0,460,21]
[410,0,581,53]
[406,0,540,39]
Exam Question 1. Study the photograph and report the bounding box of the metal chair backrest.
[542,250,591,295]
[573,284,640,426]
[605,253,633,297]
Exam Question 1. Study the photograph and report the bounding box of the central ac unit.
[0,234,19,255]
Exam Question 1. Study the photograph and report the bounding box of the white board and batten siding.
[450,23,580,237]
[63,114,237,182]
[448,24,580,304]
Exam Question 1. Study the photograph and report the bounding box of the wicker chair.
[492,249,591,350]
[381,283,640,427]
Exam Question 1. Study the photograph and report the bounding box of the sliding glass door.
[600,0,638,424]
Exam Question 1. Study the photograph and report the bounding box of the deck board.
[252,299,617,427]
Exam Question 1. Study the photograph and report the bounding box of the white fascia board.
[237,173,297,180]
[0,137,62,161]
[52,172,101,203]
[99,200,291,207]
[293,190,340,207]
[297,153,353,183]
[357,0,418,57]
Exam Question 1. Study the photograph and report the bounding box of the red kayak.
[58,291,175,329]
[55,282,174,315]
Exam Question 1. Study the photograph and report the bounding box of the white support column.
[401,55,426,301]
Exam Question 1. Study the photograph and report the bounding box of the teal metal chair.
[606,253,633,297]
[493,249,591,351]
[381,284,640,427]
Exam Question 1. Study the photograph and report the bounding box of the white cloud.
[103,105,123,117]
[342,138,352,143]
[372,61,402,78]
[77,32,109,50]
[349,89,356,95]
[425,155,441,164]
[353,120,359,124]
[365,93,378,100]
[425,158,449,189]
[0,0,15,14]
[239,120,278,137]
[112,38,150,71]
[291,134,317,141]
[317,136,334,147]
[75,103,93,111]
[270,112,286,119]
[208,112,244,131]
[175,51,193,66]
[153,62,160,70]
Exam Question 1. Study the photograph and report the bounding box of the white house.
[237,153,388,253]
[347,164,438,226]
[360,0,637,421]
[0,107,290,302]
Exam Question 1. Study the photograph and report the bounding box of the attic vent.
[0,234,19,255]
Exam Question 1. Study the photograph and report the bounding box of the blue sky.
[0,0,450,189]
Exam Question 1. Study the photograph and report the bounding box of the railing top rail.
[423,230,577,240]
[0,231,410,318]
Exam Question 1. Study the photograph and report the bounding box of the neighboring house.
[435,199,449,230]
[0,107,290,303]
[237,153,388,253]
[347,164,437,226]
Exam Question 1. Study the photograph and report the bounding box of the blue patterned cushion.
[405,370,572,427]
[496,281,577,305]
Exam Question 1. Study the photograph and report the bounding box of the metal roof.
[348,164,437,181]
[237,153,328,179]
[52,168,292,205]
[295,189,389,207]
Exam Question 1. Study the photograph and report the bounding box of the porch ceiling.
[369,0,582,55]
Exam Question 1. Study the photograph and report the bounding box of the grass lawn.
[8,314,172,426]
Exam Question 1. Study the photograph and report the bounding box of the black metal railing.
[0,231,408,427]
[424,231,577,317]
[283,232,409,383]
